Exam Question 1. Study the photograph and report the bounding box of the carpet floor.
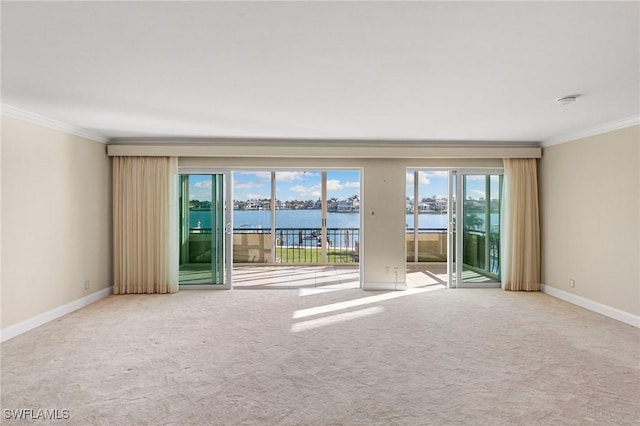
[1,287,639,425]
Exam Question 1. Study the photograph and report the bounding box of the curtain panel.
[501,158,541,291]
[113,156,178,294]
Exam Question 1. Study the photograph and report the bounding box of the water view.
[180,170,502,279]
[190,210,499,231]
[189,209,459,230]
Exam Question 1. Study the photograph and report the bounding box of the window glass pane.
[179,174,225,284]
[232,172,272,263]
[327,170,360,263]
[417,171,448,262]
[275,171,322,263]
[461,174,501,283]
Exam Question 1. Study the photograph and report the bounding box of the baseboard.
[0,286,114,343]
[540,284,640,328]
[363,282,407,291]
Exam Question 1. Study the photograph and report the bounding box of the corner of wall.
[1,287,114,342]
[541,284,639,328]
[1,115,113,333]
[539,125,640,322]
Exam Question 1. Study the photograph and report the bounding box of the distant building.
[409,196,448,213]
[336,197,360,213]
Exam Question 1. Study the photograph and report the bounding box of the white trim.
[541,284,640,328]
[363,282,407,291]
[109,144,542,159]
[0,286,114,343]
[542,115,640,147]
[1,104,109,144]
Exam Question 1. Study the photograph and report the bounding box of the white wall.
[539,125,640,317]
[1,116,112,329]
[361,160,407,285]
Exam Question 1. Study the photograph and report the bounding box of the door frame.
[230,167,364,289]
[405,168,503,289]
[452,168,503,288]
[178,168,233,290]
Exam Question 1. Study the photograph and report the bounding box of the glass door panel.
[405,171,416,262]
[406,170,450,288]
[458,173,502,286]
[275,171,323,264]
[232,171,273,264]
[489,175,502,276]
[405,170,451,265]
[326,170,361,264]
[179,173,229,286]
[416,171,448,262]
[448,171,457,288]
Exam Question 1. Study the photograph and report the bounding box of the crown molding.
[1,104,109,144]
[542,115,640,148]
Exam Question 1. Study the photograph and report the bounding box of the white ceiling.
[2,1,639,144]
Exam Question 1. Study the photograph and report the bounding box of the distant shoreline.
[191,208,362,213]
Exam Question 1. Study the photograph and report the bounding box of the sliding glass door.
[450,171,503,287]
[448,171,457,288]
[406,169,502,288]
[406,171,449,263]
[179,172,232,288]
[232,169,361,267]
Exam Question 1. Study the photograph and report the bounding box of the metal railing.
[404,227,500,275]
[187,226,498,272]
[462,229,500,275]
[273,228,359,264]
[405,228,447,262]
[187,227,359,264]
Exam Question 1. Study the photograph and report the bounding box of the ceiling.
[2,1,639,144]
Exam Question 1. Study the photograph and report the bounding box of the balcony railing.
[186,226,498,273]
[187,227,359,264]
[274,228,359,264]
[462,229,500,275]
[405,228,500,276]
[406,228,448,262]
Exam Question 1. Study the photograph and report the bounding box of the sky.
[188,170,499,202]
[188,171,361,201]
[405,171,501,201]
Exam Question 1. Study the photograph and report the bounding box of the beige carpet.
[1,287,639,425]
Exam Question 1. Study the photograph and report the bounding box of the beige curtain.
[501,158,540,291]
[113,156,178,294]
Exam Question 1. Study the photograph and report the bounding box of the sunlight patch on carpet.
[298,287,347,296]
[291,306,385,333]
[292,286,445,319]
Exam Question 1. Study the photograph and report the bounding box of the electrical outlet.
[385,266,390,274]
[569,279,575,288]
[84,280,90,290]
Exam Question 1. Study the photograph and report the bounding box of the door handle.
[225,222,232,235]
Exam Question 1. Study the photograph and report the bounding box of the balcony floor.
[232,265,360,289]
[180,263,495,288]
[407,262,497,287]
[407,263,448,288]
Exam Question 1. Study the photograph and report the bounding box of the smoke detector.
[556,95,579,106]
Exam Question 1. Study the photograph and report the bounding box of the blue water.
[188,209,491,230]
[190,209,362,230]
[190,209,499,249]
